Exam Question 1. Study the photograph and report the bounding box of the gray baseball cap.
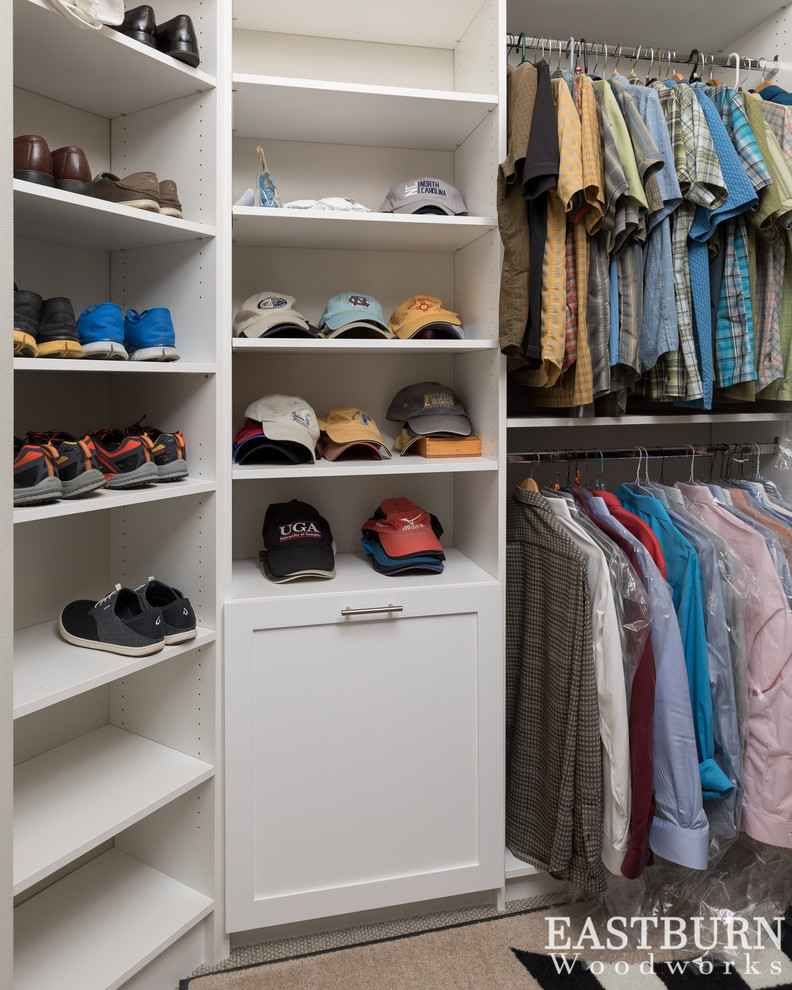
[386,381,472,436]
[380,178,467,216]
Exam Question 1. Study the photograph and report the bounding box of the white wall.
[0,5,14,985]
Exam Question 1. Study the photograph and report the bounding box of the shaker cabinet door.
[225,584,502,931]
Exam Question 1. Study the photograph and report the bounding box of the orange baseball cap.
[388,296,464,340]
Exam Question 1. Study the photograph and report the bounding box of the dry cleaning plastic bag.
[257,146,282,208]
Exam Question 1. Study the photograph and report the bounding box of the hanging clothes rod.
[507,442,778,463]
[505,34,780,77]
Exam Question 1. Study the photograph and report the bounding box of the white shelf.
[15,181,216,252]
[505,849,540,880]
[232,207,497,252]
[507,0,789,56]
[233,0,485,49]
[14,624,216,719]
[14,725,214,895]
[507,413,789,429]
[232,338,497,354]
[14,479,216,524]
[233,74,497,150]
[233,456,497,480]
[15,358,217,374]
[14,848,213,990]
[14,0,215,117]
[230,548,499,602]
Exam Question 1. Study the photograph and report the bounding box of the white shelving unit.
[224,0,507,936]
[232,207,498,251]
[9,0,225,985]
[14,625,216,718]
[14,849,214,990]
[13,0,216,117]
[4,0,792,984]
[233,74,497,149]
[14,724,214,894]
[14,181,216,251]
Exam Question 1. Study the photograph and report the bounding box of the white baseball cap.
[234,292,315,338]
[244,395,320,462]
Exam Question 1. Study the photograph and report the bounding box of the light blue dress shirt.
[615,485,734,801]
[586,494,709,870]
[642,485,743,840]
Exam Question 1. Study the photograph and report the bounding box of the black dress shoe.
[156,14,200,68]
[116,5,157,47]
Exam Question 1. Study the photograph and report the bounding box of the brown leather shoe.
[14,135,54,186]
[51,146,94,197]
[158,179,183,219]
[92,171,160,211]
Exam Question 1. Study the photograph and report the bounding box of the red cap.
[362,497,442,557]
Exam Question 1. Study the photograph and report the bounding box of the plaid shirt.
[706,86,772,193]
[758,230,792,401]
[524,77,597,409]
[741,92,792,239]
[610,75,665,220]
[714,216,757,388]
[506,488,605,894]
[640,84,727,402]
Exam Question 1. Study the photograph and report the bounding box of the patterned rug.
[180,903,792,989]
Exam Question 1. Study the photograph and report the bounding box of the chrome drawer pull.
[340,604,404,616]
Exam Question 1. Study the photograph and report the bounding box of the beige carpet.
[180,901,732,989]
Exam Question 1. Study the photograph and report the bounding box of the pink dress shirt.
[677,483,792,848]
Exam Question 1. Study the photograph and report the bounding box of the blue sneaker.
[77,303,128,360]
[124,308,180,362]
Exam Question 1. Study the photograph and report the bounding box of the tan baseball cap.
[389,296,464,339]
[317,407,392,458]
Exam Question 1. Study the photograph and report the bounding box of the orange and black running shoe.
[27,430,106,499]
[125,418,188,481]
[13,436,61,505]
[88,429,158,489]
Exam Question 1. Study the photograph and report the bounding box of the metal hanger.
[612,43,623,77]
[628,44,642,80]
[644,47,655,84]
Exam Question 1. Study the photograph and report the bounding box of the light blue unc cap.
[318,292,393,338]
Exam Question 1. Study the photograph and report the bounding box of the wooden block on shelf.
[413,435,482,457]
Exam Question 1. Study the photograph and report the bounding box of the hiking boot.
[124,308,180,361]
[37,297,84,358]
[27,431,106,498]
[14,289,42,357]
[59,584,165,657]
[51,146,94,197]
[14,134,54,186]
[115,4,157,47]
[92,171,160,212]
[134,577,196,644]
[158,179,183,219]
[156,14,200,67]
[77,303,128,360]
[126,418,188,480]
[13,437,62,505]
[88,429,159,488]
